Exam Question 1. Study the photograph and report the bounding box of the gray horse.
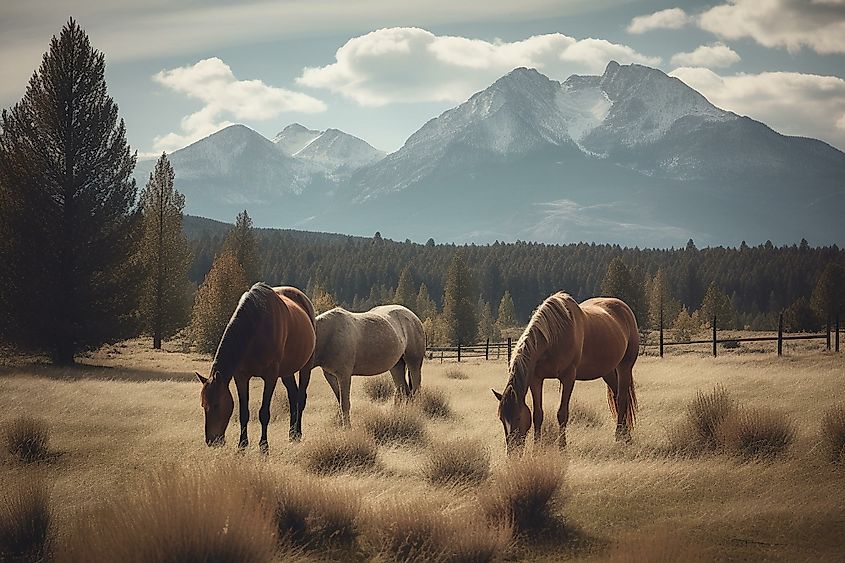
[312,305,425,425]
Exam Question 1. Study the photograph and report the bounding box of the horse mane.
[507,292,575,398]
[210,282,274,383]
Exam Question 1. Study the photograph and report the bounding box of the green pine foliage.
[415,283,438,321]
[442,253,477,345]
[394,266,416,310]
[783,296,819,332]
[601,257,645,323]
[138,153,192,349]
[190,248,249,353]
[699,281,736,329]
[810,261,845,324]
[0,19,140,364]
[224,210,260,284]
[496,291,518,328]
[647,269,682,331]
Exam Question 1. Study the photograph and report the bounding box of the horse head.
[196,372,234,446]
[492,386,531,455]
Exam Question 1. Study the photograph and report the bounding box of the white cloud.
[627,8,691,34]
[670,43,741,68]
[670,66,845,150]
[698,0,845,54]
[151,58,325,152]
[297,28,660,107]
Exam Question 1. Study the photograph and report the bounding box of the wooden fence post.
[712,316,717,358]
[485,338,490,360]
[777,312,783,356]
[507,337,512,364]
[659,302,664,358]
[827,318,832,351]
[836,315,840,353]
[457,342,461,363]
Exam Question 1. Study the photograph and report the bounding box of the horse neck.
[210,312,254,385]
[506,359,531,402]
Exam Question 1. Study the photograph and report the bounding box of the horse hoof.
[237,441,248,451]
[259,442,269,455]
[289,432,302,443]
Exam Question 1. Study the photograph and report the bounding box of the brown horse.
[195,283,316,452]
[493,292,639,455]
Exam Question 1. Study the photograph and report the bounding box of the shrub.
[568,402,603,428]
[416,387,452,419]
[669,385,735,453]
[64,464,282,563]
[480,455,567,536]
[444,368,468,380]
[302,430,379,475]
[270,479,360,551]
[4,416,50,463]
[0,480,52,561]
[717,407,795,458]
[820,404,845,464]
[361,406,427,446]
[364,501,510,563]
[363,375,394,403]
[423,439,491,486]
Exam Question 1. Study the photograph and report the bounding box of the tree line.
[2,19,843,363]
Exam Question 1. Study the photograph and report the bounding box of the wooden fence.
[427,314,841,362]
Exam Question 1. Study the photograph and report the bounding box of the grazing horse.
[195,283,316,452]
[311,305,425,426]
[493,292,638,455]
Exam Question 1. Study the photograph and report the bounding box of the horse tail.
[606,383,618,420]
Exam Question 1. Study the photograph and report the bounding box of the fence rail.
[426,313,841,362]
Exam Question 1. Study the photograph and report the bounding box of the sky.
[2,0,844,157]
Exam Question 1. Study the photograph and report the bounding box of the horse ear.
[491,389,503,401]
[195,372,209,384]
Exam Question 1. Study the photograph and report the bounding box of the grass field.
[1,338,844,561]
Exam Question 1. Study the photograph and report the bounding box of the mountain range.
[134,61,845,247]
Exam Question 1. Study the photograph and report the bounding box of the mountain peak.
[273,123,323,155]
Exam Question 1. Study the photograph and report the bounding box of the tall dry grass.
[669,384,735,453]
[717,407,795,458]
[415,386,452,419]
[363,375,395,403]
[361,405,428,445]
[301,429,379,474]
[423,438,491,486]
[820,403,845,464]
[0,480,52,562]
[4,416,50,463]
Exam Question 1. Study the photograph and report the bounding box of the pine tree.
[477,299,501,341]
[783,297,818,332]
[442,253,477,345]
[190,249,249,353]
[647,269,681,331]
[311,283,338,315]
[672,307,700,343]
[394,265,416,309]
[601,257,645,323]
[224,210,259,283]
[415,283,438,321]
[0,19,140,364]
[138,153,192,349]
[810,262,845,324]
[497,291,517,328]
[698,281,735,329]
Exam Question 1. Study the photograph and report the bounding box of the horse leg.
[234,376,250,450]
[615,366,635,443]
[529,379,544,444]
[324,368,341,404]
[406,355,423,396]
[389,358,410,402]
[556,371,576,449]
[258,376,279,453]
[296,365,311,440]
[338,372,352,427]
[279,373,299,442]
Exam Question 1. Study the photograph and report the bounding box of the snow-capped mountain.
[136,62,845,246]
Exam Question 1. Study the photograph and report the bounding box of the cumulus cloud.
[297,27,660,106]
[151,58,325,152]
[627,8,691,34]
[670,43,741,68]
[670,66,845,150]
[698,0,845,54]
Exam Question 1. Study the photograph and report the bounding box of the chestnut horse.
[493,292,638,455]
[195,283,315,452]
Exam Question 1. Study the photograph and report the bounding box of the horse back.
[272,288,317,374]
[576,297,639,380]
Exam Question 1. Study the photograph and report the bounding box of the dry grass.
[363,375,395,403]
[301,429,379,474]
[569,401,604,428]
[363,501,510,563]
[4,416,50,463]
[669,384,735,453]
[415,386,452,418]
[360,405,428,445]
[0,480,52,562]
[820,403,845,464]
[444,368,468,380]
[602,532,710,562]
[423,438,491,486]
[62,464,284,563]
[480,454,568,536]
[717,407,795,459]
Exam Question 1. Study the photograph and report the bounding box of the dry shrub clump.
[717,407,795,458]
[363,375,395,403]
[302,429,379,475]
[423,439,491,486]
[361,405,427,445]
[5,416,50,463]
[269,479,360,552]
[415,386,452,419]
[480,455,568,536]
[64,464,284,563]
[669,384,735,453]
[820,403,845,464]
[0,480,52,562]
[364,501,510,563]
[568,401,603,427]
[444,368,468,380]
